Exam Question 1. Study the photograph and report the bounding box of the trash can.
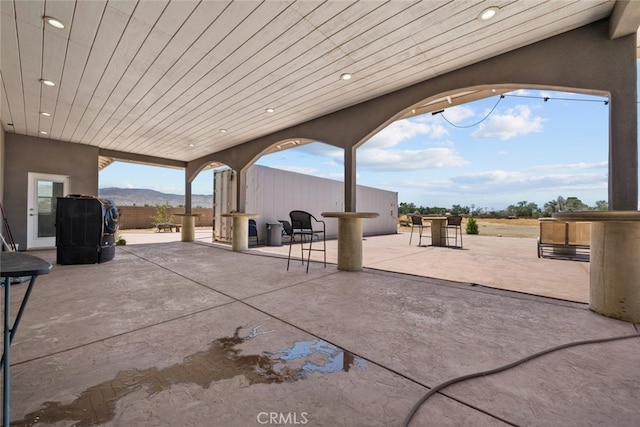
[266,223,283,246]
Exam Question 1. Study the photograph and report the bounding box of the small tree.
[564,196,588,212]
[398,202,417,215]
[466,217,479,234]
[593,200,608,211]
[151,201,173,226]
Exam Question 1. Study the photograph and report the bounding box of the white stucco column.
[221,212,258,252]
[554,211,640,323]
[322,212,379,271]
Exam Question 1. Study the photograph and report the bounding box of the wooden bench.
[537,219,590,261]
[156,223,181,233]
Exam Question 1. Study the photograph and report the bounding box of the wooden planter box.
[537,219,590,261]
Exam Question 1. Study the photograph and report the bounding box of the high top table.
[221,213,258,252]
[420,216,448,247]
[1,252,52,426]
[553,211,640,323]
[173,213,202,242]
[321,212,379,271]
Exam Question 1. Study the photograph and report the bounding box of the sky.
[99,64,638,211]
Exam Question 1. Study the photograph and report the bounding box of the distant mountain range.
[98,187,213,208]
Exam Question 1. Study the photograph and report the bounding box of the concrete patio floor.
[5,233,640,426]
[251,232,591,304]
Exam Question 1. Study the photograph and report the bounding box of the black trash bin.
[55,195,119,264]
[266,223,283,246]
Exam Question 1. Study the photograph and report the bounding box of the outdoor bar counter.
[553,211,640,323]
[321,211,379,271]
[221,212,258,252]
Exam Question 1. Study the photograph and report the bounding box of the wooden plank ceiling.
[0,0,619,165]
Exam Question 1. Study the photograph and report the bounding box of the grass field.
[399,216,540,238]
[126,219,541,240]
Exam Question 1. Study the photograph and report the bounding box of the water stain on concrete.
[12,323,366,426]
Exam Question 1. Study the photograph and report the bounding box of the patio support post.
[177,179,199,242]
[608,83,638,210]
[236,169,247,213]
[344,146,356,212]
[185,180,192,214]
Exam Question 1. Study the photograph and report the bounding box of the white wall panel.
[241,165,397,243]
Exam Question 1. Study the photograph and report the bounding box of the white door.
[27,173,69,249]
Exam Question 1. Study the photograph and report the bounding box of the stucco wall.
[117,206,213,230]
[3,133,99,249]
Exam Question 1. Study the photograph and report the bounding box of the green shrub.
[466,217,479,234]
[151,201,173,226]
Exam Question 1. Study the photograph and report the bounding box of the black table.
[1,252,51,427]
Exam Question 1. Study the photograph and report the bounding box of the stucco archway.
[188,20,636,215]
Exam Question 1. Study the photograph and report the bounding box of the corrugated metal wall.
[215,165,397,244]
[213,168,236,242]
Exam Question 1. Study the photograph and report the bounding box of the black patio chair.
[278,220,295,243]
[248,219,258,247]
[409,215,429,246]
[286,210,326,273]
[442,215,463,249]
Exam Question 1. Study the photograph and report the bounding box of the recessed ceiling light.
[40,79,55,87]
[40,112,51,117]
[188,143,195,147]
[478,7,498,21]
[340,73,352,81]
[265,108,275,113]
[40,130,48,135]
[44,16,65,29]
[220,129,227,133]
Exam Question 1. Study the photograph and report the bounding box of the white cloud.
[366,118,448,149]
[471,105,544,140]
[532,161,608,171]
[440,105,475,123]
[508,89,531,97]
[294,142,342,158]
[451,170,526,185]
[449,170,607,191]
[357,147,468,171]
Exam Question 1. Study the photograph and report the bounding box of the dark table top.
[1,252,52,278]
